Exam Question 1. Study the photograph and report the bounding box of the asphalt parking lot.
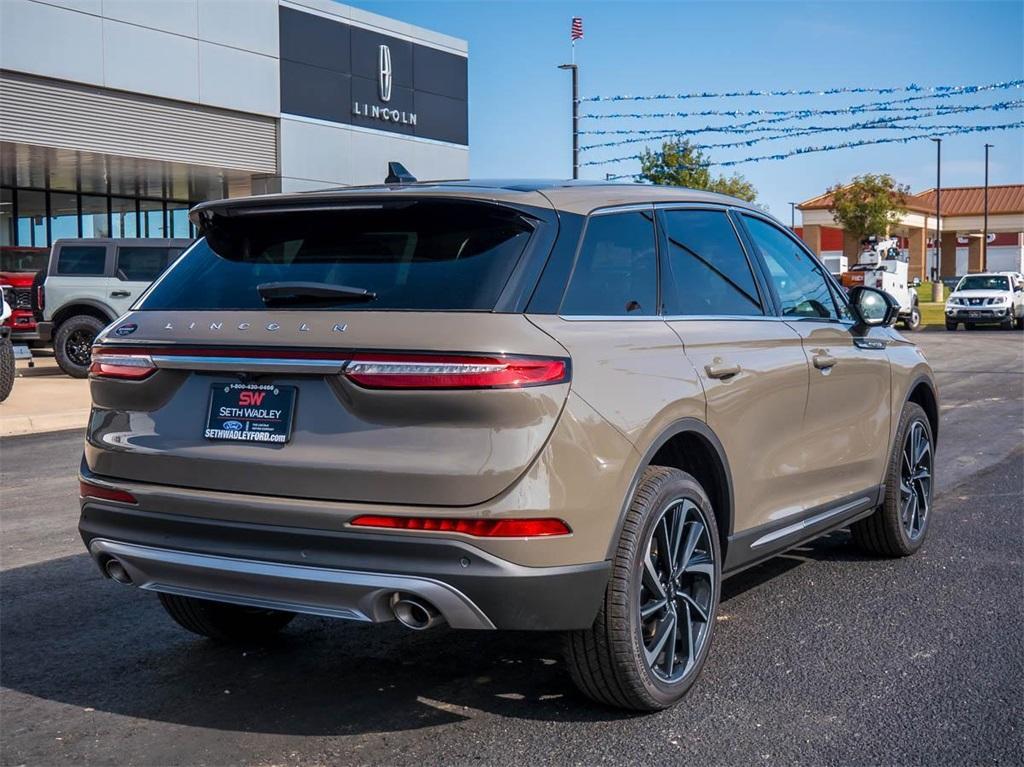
[1,330,1021,766]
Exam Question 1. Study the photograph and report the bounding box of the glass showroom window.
[111,197,138,238]
[140,200,165,238]
[16,190,46,247]
[81,195,111,238]
[167,203,192,238]
[0,188,12,246]
[49,192,80,240]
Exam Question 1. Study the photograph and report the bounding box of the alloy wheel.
[900,421,932,540]
[66,329,95,367]
[639,498,715,683]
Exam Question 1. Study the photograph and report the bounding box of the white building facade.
[0,0,469,246]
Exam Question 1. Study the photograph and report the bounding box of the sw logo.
[238,391,267,406]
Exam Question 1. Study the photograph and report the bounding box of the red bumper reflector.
[349,515,572,537]
[79,480,137,505]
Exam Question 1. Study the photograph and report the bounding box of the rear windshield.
[956,275,1009,291]
[139,200,535,311]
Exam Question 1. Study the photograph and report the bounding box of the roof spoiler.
[385,162,417,185]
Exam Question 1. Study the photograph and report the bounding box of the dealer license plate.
[205,383,296,444]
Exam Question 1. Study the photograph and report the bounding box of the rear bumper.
[80,498,610,631]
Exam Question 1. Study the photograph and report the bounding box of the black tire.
[0,336,15,402]
[903,302,921,331]
[54,315,105,378]
[851,402,934,558]
[1000,315,1014,330]
[944,321,957,331]
[157,592,295,642]
[563,467,721,711]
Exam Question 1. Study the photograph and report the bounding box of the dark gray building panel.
[280,59,352,124]
[279,6,351,73]
[414,45,468,100]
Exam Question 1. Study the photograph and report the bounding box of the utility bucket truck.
[841,237,921,331]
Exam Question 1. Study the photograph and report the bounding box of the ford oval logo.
[222,420,244,431]
[114,323,137,337]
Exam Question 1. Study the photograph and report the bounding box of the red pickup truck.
[0,246,48,343]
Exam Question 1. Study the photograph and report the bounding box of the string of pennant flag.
[589,122,1024,175]
[579,79,1024,103]
[564,18,1022,173]
[579,99,1024,151]
[581,79,1024,120]
[581,98,1024,151]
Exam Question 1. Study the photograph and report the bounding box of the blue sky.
[348,1,1024,220]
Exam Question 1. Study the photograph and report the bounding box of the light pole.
[930,137,942,282]
[788,202,796,229]
[983,143,993,270]
[558,64,579,179]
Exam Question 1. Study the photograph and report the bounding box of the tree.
[638,139,757,202]
[828,173,910,241]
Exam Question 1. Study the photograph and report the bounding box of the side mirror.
[849,285,900,328]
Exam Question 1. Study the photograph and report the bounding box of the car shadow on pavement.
[2,533,869,736]
[1,552,638,734]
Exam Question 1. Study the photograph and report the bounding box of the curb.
[0,410,90,438]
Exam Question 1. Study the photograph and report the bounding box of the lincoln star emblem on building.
[378,44,392,102]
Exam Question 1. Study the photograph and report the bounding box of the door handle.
[813,354,838,370]
[705,362,741,380]
[110,290,131,298]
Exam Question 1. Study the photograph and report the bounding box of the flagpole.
[560,18,580,179]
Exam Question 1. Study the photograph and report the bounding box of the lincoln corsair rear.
[80,180,939,711]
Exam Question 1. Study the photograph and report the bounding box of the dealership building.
[0,0,469,247]
[797,184,1024,278]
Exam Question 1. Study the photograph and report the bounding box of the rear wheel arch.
[609,419,734,563]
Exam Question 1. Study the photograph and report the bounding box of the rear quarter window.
[56,246,107,276]
[139,201,535,312]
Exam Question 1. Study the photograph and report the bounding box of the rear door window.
[116,246,177,282]
[560,211,657,316]
[660,209,762,316]
[56,246,106,276]
[139,201,535,311]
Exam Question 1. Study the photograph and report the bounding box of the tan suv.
[79,179,939,711]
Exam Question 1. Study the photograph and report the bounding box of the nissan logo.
[379,44,392,102]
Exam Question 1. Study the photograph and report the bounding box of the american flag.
[570,17,583,41]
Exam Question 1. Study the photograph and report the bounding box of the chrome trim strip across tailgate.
[150,355,346,374]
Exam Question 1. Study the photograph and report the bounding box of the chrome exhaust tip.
[103,558,133,585]
[390,592,444,630]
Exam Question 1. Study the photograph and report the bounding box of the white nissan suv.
[945,272,1024,330]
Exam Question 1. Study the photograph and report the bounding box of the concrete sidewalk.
[0,354,91,437]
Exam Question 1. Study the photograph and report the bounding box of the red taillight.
[349,515,572,537]
[89,350,156,380]
[343,354,569,390]
[36,285,44,312]
[79,480,137,504]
